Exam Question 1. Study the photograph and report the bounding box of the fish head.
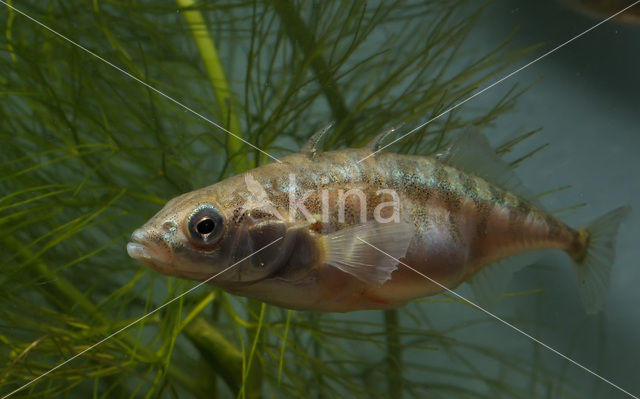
[127,185,292,285]
[127,191,231,280]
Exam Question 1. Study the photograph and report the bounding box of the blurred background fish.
[560,0,640,24]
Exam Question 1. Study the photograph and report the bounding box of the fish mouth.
[127,228,223,281]
[127,228,173,267]
[126,242,156,261]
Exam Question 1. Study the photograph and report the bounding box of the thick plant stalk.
[182,316,246,395]
[176,0,245,171]
[176,7,264,396]
[385,309,403,398]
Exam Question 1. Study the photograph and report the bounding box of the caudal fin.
[571,206,630,313]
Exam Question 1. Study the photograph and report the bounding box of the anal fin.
[469,262,513,309]
[469,252,539,309]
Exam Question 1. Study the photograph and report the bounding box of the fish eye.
[187,205,224,248]
[196,218,215,235]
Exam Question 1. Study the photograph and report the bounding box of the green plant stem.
[270,0,350,125]
[240,299,265,399]
[384,309,403,399]
[4,0,17,63]
[181,316,245,395]
[176,0,245,172]
[6,238,106,323]
[4,237,111,325]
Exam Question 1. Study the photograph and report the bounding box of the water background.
[1,1,638,398]
[460,1,640,396]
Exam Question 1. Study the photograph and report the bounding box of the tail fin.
[570,206,630,313]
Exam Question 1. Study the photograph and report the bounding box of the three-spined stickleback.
[127,130,629,312]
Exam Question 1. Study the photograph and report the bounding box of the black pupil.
[196,218,215,235]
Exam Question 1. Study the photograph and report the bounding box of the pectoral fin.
[323,221,414,286]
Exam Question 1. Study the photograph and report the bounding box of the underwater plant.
[1,1,636,398]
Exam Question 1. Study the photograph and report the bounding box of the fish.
[560,0,640,24]
[127,128,629,313]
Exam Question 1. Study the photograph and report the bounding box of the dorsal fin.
[364,124,403,152]
[438,128,541,206]
[301,122,335,158]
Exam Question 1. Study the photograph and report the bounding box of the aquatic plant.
[0,1,594,398]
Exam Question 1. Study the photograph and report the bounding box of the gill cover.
[223,219,296,284]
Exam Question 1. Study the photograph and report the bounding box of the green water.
[1,1,638,398]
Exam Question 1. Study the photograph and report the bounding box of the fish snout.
[127,228,173,264]
[130,228,150,244]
